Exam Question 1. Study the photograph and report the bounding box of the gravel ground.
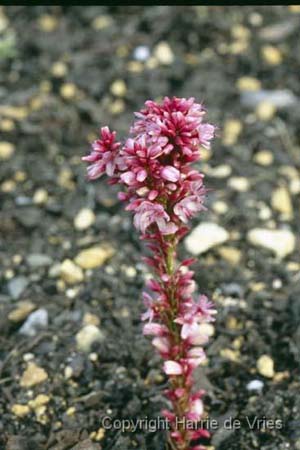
[0,6,300,450]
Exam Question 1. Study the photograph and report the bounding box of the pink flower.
[184,323,209,346]
[174,195,205,223]
[152,337,170,354]
[143,322,167,336]
[133,201,178,235]
[161,166,180,182]
[198,123,215,149]
[163,360,183,375]
[82,126,120,179]
[186,398,204,421]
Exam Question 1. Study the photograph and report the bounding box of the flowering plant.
[83,97,216,450]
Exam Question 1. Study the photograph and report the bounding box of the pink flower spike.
[161,166,180,182]
[163,360,183,375]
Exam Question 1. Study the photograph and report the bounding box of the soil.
[0,5,300,450]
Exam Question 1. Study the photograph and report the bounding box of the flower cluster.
[83,97,216,450]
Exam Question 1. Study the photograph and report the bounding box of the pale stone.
[154,42,174,65]
[109,99,125,115]
[220,348,240,362]
[228,176,250,192]
[60,259,84,284]
[33,188,48,204]
[92,15,112,30]
[206,164,232,178]
[271,185,293,219]
[261,45,282,65]
[247,379,264,392]
[19,308,48,336]
[8,301,35,322]
[212,201,228,215]
[66,406,76,416]
[20,363,48,387]
[231,24,250,40]
[60,83,77,100]
[218,246,242,265]
[51,61,68,78]
[64,366,73,379]
[257,355,274,378]
[38,14,58,32]
[75,245,114,269]
[110,79,127,97]
[247,228,295,259]
[28,394,50,410]
[256,101,276,121]
[76,324,105,352]
[0,142,15,160]
[237,77,261,91]
[74,208,95,230]
[254,150,274,166]
[222,119,243,146]
[83,312,100,326]
[184,222,229,255]
[11,404,30,417]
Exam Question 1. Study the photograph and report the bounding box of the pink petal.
[161,166,180,182]
[163,360,183,375]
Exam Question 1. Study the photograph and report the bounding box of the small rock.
[8,300,36,322]
[110,79,127,97]
[0,141,15,160]
[60,259,84,284]
[26,253,53,268]
[220,348,240,362]
[92,15,112,30]
[20,362,48,387]
[241,89,297,109]
[222,119,242,146]
[257,355,275,378]
[83,312,100,326]
[236,77,261,91]
[74,208,95,231]
[246,379,264,392]
[133,45,150,62]
[212,201,228,215]
[256,101,276,121]
[154,41,174,65]
[218,247,242,265]
[206,164,232,178]
[261,45,282,65]
[75,245,114,269]
[33,188,48,205]
[38,14,58,32]
[19,308,48,336]
[11,404,30,418]
[51,61,68,78]
[109,99,125,115]
[259,20,297,42]
[60,83,77,100]
[8,276,29,300]
[253,150,274,166]
[28,394,50,410]
[185,222,229,255]
[14,207,42,228]
[271,185,293,219]
[247,228,295,259]
[76,324,105,353]
[228,176,250,192]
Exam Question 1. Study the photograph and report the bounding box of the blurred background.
[0,5,300,450]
